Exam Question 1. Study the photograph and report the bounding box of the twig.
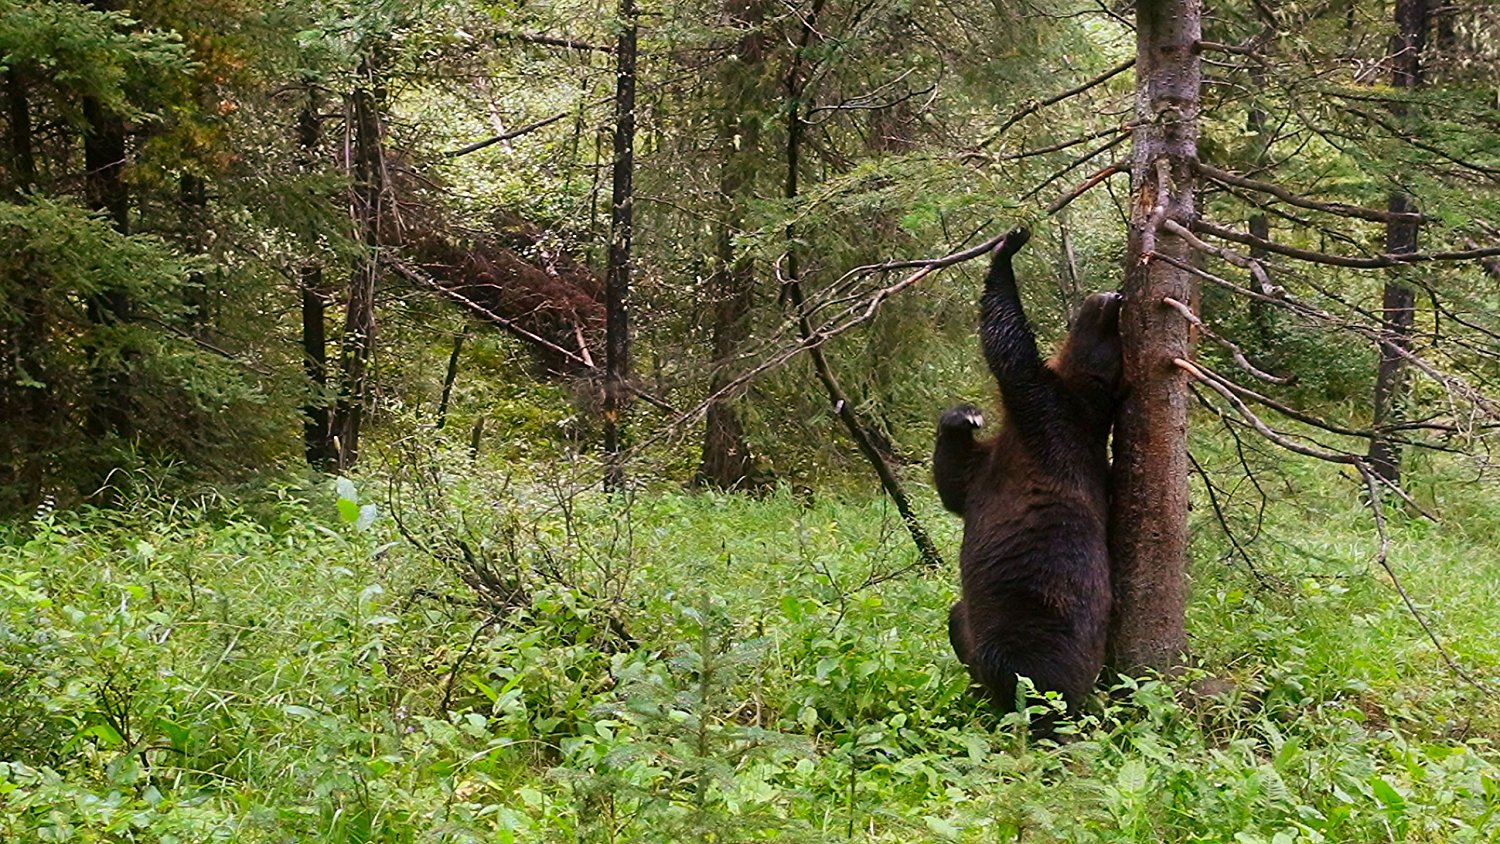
[988,57,1136,142]
[1045,163,1124,214]
[1176,357,1358,464]
[439,616,496,716]
[1162,296,1292,384]
[1357,468,1490,692]
[1187,448,1272,588]
[1182,358,1443,522]
[993,123,1135,162]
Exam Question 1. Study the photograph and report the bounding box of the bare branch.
[1162,296,1292,384]
[445,111,570,158]
[1196,161,1424,224]
[992,123,1135,162]
[1045,162,1124,214]
[501,31,614,53]
[652,231,1008,435]
[1342,105,1500,182]
[1188,449,1272,588]
[1175,357,1359,464]
[1158,249,1500,421]
[387,259,592,364]
[1138,156,1173,262]
[1192,218,1500,268]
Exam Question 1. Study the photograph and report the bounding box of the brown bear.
[933,225,1123,732]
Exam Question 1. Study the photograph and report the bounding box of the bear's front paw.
[940,404,985,431]
[994,225,1032,258]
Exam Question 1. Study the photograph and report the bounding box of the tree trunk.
[696,0,766,490]
[6,68,35,193]
[82,91,134,440]
[1367,0,1428,484]
[332,79,382,471]
[1245,51,1279,360]
[1107,0,1201,675]
[297,95,336,470]
[179,172,209,337]
[2,66,46,503]
[603,0,637,491]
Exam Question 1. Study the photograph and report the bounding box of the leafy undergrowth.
[2,454,1498,843]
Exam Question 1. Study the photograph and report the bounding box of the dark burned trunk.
[2,66,47,502]
[1108,0,1200,675]
[333,80,383,471]
[6,68,34,192]
[179,172,209,337]
[297,95,336,470]
[302,266,333,468]
[603,0,637,491]
[82,91,134,441]
[781,0,941,568]
[1367,0,1428,484]
[696,0,766,490]
[436,329,465,430]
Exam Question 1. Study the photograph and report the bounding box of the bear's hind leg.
[948,601,973,667]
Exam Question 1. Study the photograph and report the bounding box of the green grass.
[2,444,1499,842]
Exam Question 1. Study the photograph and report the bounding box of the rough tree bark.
[696,0,766,490]
[603,0,637,491]
[1107,0,1201,675]
[1367,0,1428,484]
[332,74,383,471]
[781,0,942,568]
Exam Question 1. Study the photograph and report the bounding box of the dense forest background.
[3,0,1500,840]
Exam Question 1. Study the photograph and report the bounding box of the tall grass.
[2,442,1497,842]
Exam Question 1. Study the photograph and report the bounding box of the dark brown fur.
[933,226,1123,731]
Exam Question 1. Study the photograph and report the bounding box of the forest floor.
[3,437,1499,842]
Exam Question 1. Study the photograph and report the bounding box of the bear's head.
[1050,290,1123,402]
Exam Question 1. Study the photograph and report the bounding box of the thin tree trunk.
[696,0,765,490]
[782,0,941,568]
[436,329,465,430]
[3,66,46,502]
[302,267,332,468]
[297,95,335,469]
[6,68,35,193]
[603,0,637,491]
[81,91,133,440]
[1367,0,1428,484]
[1107,0,1201,675]
[179,172,209,337]
[333,77,382,471]
[1245,51,1278,359]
